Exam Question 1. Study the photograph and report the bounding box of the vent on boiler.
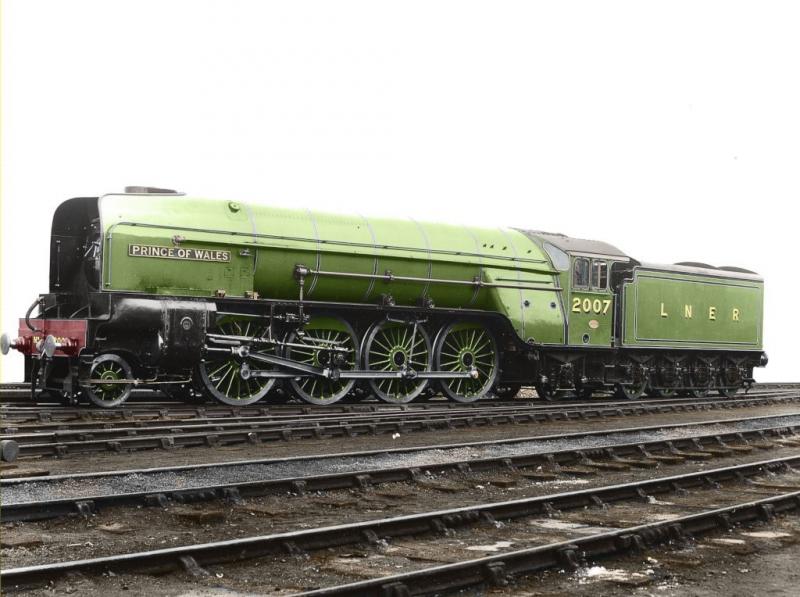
[124,186,180,194]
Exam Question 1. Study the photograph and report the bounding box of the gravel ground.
[5,466,799,595]
[2,444,799,569]
[5,413,800,504]
[489,512,800,596]
[3,398,800,596]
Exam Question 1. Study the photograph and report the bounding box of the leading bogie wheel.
[434,320,498,403]
[198,319,276,406]
[615,381,646,400]
[363,320,432,404]
[285,315,359,405]
[534,381,558,401]
[84,353,134,408]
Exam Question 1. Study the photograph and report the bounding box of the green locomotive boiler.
[0,187,766,407]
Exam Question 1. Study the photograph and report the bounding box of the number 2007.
[572,297,611,315]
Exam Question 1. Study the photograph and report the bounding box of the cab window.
[591,260,608,289]
[573,258,590,288]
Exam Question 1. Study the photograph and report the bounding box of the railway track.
[300,488,800,596]
[3,392,800,458]
[0,390,800,429]
[3,382,800,595]
[0,387,795,423]
[1,381,798,406]
[4,454,800,590]
[4,412,800,522]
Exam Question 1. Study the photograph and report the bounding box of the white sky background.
[1,1,796,382]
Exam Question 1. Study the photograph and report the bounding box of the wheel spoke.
[198,319,276,405]
[286,316,358,404]
[435,323,496,403]
[366,321,430,403]
[87,356,133,407]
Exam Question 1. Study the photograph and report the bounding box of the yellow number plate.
[572,297,611,315]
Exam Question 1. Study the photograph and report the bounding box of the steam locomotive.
[0,187,767,407]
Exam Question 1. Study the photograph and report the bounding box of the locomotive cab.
[530,232,631,348]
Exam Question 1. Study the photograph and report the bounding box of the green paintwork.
[567,289,614,347]
[495,229,764,354]
[622,268,763,350]
[94,194,764,354]
[98,194,566,345]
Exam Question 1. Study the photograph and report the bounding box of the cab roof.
[516,230,630,260]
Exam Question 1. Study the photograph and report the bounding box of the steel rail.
[1,390,797,429]
[3,390,795,427]
[2,382,797,394]
[2,400,704,454]
[0,404,541,435]
[298,489,800,596]
[0,388,166,402]
[4,417,800,522]
[3,456,799,588]
[7,394,800,458]
[0,403,617,444]
[1,382,794,395]
[1,382,796,405]
[4,391,797,437]
[0,399,487,418]
[5,411,797,484]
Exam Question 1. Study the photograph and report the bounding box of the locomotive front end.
[0,195,104,399]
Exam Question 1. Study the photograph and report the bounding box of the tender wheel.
[434,321,498,403]
[614,364,648,400]
[615,382,645,400]
[363,320,432,404]
[648,361,681,398]
[286,315,359,405]
[198,319,276,406]
[534,379,559,401]
[687,362,713,398]
[718,361,742,398]
[652,387,677,398]
[647,381,678,398]
[494,383,522,400]
[84,354,133,408]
